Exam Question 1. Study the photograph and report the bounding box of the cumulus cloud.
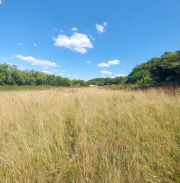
[15,54,58,68]
[95,22,107,33]
[97,63,109,67]
[97,59,120,67]
[100,70,112,75]
[71,27,78,32]
[53,32,93,54]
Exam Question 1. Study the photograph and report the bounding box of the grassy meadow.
[0,88,179,183]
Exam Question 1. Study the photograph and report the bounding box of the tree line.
[0,64,85,87]
[0,51,179,87]
[127,51,180,87]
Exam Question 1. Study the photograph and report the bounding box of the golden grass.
[0,88,179,183]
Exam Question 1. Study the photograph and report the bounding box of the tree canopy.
[0,51,179,87]
[0,64,73,87]
[127,51,180,87]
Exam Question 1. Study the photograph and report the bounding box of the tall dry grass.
[0,88,179,183]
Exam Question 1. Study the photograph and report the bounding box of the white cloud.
[108,60,120,65]
[97,59,120,67]
[41,71,52,74]
[103,22,107,26]
[100,70,112,75]
[33,43,38,47]
[53,69,59,72]
[15,54,58,68]
[97,63,109,67]
[0,56,14,64]
[0,56,7,61]
[0,0,3,4]
[0,57,9,64]
[86,60,91,64]
[71,27,78,32]
[53,32,93,54]
[95,22,107,33]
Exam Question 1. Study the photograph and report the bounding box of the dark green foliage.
[87,51,179,87]
[34,72,47,85]
[127,51,180,87]
[86,77,126,86]
[73,80,86,87]
[0,63,8,85]
[0,64,73,87]
[0,51,179,87]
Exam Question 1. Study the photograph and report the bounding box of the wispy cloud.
[15,54,58,68]
[0,56,7,61]
[51,28,63,33]
[95,22,107,33]
[53,32,93,54]
[71,27,78,32]
[97,59,120,67]
[41,70,52,74]
[33,43,38,47]
[0,0,3,5]
[100,70,112,75]
[86,60,91,64]
[0,57,10,64]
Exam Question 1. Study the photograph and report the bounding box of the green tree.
[0,63,8,85]
[127,51,180,87]
[35,72,47,85]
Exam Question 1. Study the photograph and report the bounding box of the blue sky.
[0,0,180,80]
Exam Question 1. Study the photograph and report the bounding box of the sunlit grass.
[0,88,179,182]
